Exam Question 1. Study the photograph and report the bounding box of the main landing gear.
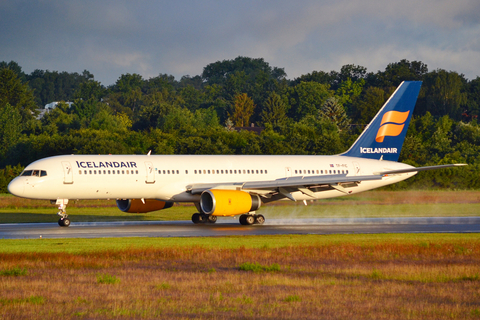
[239,214,265,226]
[191,213,217,224]
[191,213,265,225]
[55,199,70,227]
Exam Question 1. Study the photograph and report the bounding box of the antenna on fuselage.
[147,150,151,156]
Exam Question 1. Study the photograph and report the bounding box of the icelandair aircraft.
[8,81,465,227]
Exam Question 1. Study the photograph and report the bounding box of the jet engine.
[116,199,173,213]
[200,189,261,216]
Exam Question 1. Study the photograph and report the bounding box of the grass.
[0,267,27,277]
[0,233,479,319]
[1,190,480,224]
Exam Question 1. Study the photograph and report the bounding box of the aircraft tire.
[245,215,255,225]
[254,215,265,225]
[239,214,255,225]
[192,213,201,224]
[62,218,71,227]
[58,218,70,227]
[207,215,217,223]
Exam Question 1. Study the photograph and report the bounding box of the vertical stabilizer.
[340,81,422,162]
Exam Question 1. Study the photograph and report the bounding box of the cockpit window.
[20,170,47,177]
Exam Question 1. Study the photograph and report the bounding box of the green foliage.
[97,273,120,284]
[238,262,281,272]
[0,267,28,276]
[1,58,480,190]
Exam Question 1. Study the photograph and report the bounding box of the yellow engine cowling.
[116,199,173,213]
[200,189,261,216]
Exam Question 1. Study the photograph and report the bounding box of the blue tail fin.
[341,81,422,162]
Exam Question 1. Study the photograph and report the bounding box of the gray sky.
[1,0,479,86]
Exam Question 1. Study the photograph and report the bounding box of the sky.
[1,0,479,86]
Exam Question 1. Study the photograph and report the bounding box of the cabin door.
[62,161,73,184]
[145,161,155,184]
[352,162,361,175]
[285,167,292,177]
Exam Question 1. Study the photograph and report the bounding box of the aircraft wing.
[186,174,384,201]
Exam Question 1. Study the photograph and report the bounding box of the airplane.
[7,81,465,227]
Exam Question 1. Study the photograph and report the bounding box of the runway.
[1,217,479,239]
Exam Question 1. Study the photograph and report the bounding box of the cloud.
[0,0,479,85]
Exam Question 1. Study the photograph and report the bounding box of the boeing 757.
[8,81,465,227]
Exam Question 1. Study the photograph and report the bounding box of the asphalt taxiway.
[1,217,479,239]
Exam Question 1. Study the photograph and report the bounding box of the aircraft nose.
[8,177,24,197]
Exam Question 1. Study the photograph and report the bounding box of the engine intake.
[116,199,173,213]
[200,189,261,216]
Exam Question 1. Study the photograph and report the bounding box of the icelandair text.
[360,147,398,154]
[76,161,137,169]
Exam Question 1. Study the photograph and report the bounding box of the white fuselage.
[8,154,416,203]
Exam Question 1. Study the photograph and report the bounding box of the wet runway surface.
[1,217,480,239]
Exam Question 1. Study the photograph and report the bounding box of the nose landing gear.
[55,199,70,227]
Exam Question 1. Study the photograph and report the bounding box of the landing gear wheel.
[254,214,265,225]
[192,213,201,224]
[58,218,70,227]
[192,213,208,224]
[207,215,217,224]
[239,214,255,225]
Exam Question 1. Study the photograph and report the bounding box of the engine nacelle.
[116,199,173,213]
[200,189,261,216]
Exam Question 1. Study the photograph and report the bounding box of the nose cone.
[8,177,24,197]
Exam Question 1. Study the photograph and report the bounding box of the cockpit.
[20,170,48,177]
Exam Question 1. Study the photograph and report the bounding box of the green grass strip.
[0,233,478,254]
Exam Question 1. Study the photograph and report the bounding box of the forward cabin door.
[62,161,73,184]
[145,161,155,184]
[285,167,292,177]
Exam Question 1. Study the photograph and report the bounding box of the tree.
[261,92,288,127]
[422,69,467,120]
[319,97,350,131]
[231,93,255,127]
[288,82,333,121]
[377,59,428,87]
[352,87,386,125]
[0,103,22,158]
[0,67,37,122]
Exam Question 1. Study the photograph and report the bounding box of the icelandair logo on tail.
[375,110,410,143]
[359,110,410,155]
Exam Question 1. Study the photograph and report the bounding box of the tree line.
[1,57,479,192]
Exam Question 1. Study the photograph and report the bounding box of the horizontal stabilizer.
[376,164,467,175]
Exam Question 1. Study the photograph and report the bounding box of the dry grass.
[1,237,479,319]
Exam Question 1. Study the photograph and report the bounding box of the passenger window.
[89,170,92,174]
[265,170,268,174]
[186,170,188,174]
[256,170,259,174]
[221,170,224,174]
[79,170,82,175]
[261,170,263,174]
[171,170,174,175]
[176,170,179,174]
